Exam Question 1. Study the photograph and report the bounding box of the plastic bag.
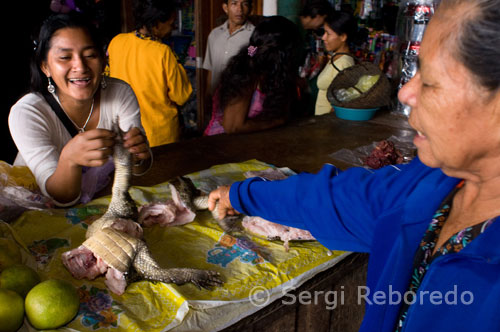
[0,161,38,190]
[334,74,381,102]
[80,159,114,204]
[334,87,361,102]
[329,134,416,168]
[356,74,380,92]
[0,161,54,222]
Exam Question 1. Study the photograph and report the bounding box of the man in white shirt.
[203,0,255,93]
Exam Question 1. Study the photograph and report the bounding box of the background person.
[208,1,500,331]
[297,0,333,115]
[203,0,254,94]
[315,10,357,115]
[107,0,192,147]
[9,13,151,206]
[204,15,300,136]
[299,0,331,31]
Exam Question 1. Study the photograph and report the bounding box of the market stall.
[5,111,415,332]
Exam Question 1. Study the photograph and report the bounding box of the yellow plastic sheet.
[0,161,38,191]
[8,160,348,331]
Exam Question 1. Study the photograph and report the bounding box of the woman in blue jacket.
[208,0,500,331]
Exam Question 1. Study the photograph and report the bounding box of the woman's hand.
[123,127,152,175]
[47,129,115,204]
[60,129,116,167]
[123,127,150,160]
[208,185,239,219]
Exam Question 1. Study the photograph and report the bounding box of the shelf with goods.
[327,1,438,115]
[164,0,198,136]
[392,0,437,115]
[332,0,400,77]
[165,0,196,70]
[297,1,399,80]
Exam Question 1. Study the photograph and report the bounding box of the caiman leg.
[132,242,223,289]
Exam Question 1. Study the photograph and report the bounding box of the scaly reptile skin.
[169,176,201,213]
[86,122,137,239]
[83,122,223,290]
[133,241,222,288]
[83,227,222,289]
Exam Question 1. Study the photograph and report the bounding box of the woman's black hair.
[133,0,177,32]
[218,15,301,116]
[445,0,500,92]
[323,10,359,46]
[30,12,105,93]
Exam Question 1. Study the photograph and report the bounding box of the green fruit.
[0,288,24,332]
[25,279,80,330]
[0,238,22,271]
[0,264,40,298]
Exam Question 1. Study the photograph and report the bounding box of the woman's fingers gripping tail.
[208,185,240,219]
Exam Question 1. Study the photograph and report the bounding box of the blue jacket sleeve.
[230,158,438,252]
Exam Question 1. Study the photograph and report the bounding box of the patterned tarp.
[5,160,348,332]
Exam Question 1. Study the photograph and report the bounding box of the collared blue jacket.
[230,158,500,331]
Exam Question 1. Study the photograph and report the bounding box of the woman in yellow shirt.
[108,0,192,147]
[315,11,357,115]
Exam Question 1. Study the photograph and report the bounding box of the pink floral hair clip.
[247,45,258,57]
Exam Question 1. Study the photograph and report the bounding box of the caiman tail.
[192,195,242,233]
[86,120,138,239]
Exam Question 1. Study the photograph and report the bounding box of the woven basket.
[327,53,391,109]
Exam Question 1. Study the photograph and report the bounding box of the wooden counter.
[130,110,414,332]
[133,110,414,187]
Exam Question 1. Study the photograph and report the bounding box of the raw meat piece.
[242,216,315,251]
[364,140,404,169]
[244,168,289,180]
[110,218,144,238]
[138,199,195,227]
[138,178,198,227]
[61,245,108,280]
[61,244,128,295]
[104,268,127,295]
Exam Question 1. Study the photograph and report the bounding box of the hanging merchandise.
[360,0,374,19]
[332,0,341,11]
[353,30,398,75]
[393,0,437,116]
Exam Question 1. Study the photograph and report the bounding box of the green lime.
[0,288,24,332]
[0,238,22,271]
[25,279,80,330]
[0,264,40,298]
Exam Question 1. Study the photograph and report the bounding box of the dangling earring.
[47,77,55,94]
[100,75,107,89]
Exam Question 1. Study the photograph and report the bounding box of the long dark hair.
[324,10,358,47]
[219,15,300,115]
[133,0,177,32]
[30,12,105,93]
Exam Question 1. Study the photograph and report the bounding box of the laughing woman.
[9,13,151,206]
